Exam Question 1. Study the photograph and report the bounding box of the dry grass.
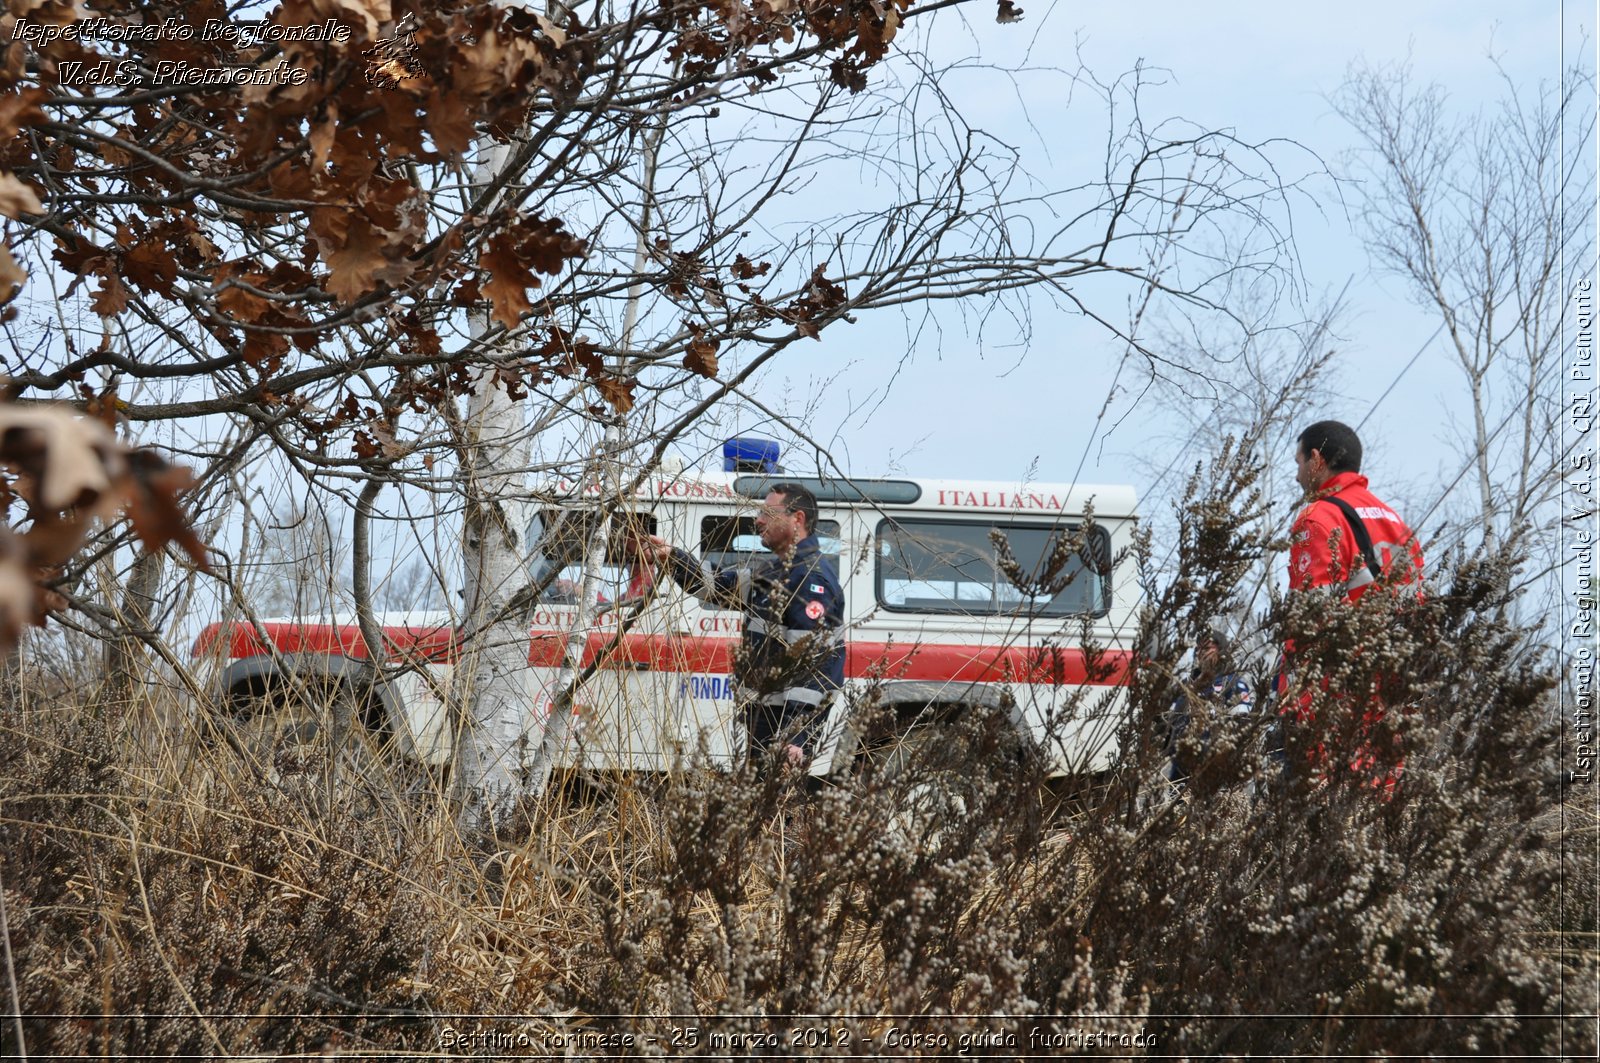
[0,666,1592,1059]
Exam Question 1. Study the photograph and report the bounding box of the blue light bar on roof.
[723,437,781,473]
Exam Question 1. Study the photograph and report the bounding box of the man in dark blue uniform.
[648,482,845,771]
[1163,623,1254,787]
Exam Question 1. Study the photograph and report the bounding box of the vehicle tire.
[220,676,396,793]
[854,709,983,850]
[857,703,1045,849]
[880,725,971,845]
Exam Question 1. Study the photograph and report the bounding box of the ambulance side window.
[875,518,1109,617]
[527,510,657,603]
[698,517,842,571]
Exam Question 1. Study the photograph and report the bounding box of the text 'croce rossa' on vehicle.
[193,439,1141,778]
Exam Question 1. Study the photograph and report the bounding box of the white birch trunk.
[453,132,535,823]
[453,341,535,821]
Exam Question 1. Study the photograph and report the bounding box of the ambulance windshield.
[875,518,1109,617]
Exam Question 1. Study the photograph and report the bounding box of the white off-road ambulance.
[194,440,1140,777]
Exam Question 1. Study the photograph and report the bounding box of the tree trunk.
[450,116,539,822]
[452,347,536,824]
[103,547,164,711]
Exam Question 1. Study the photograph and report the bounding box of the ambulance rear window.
[875,518,1109,617]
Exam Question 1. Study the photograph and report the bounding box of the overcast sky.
[210,1,1592,620]
[715,1,1591,525]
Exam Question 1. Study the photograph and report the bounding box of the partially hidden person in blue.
[649,482,845,773]
[1163,622,1255,786]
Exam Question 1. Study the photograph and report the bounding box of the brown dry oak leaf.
[0,527,32,651]
[493,364,530,401]
[0,411,208,563]
[535,13,567,47]
[21,509,94,569]
[683,323,720,377]
[452,25,545,99]
[591,375,635,414]
[0,533,62,651]
[125,450,209,572]
[352,420,407,461]
[731,254,772,281]
[423,88,477,157]
[122,241,178,298]
[0,406,121,511]
[683,341,719,377]
[241,330,290,367]
[0,172,41,219]
[302,0,386,41]
[0,406,212,650]
[52,233,103,276]
[0,89,46,140]
[451,275,482,307]
[216,276,272,324]
[322,218,411,303]
[309,105,339,171]
[479,231,538,330]
[519,216,587,275]
[89,270,130,316]
[0,245,25,304]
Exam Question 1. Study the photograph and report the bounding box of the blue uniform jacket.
[1164,670,1255,779]
[665,534,845,711]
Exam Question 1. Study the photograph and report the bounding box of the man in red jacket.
[1289,421,1424,599]
[1283,420,1425,790]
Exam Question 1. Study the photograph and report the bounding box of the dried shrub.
[1021,441,1593,1057]
[0,435,1589,1058]
[0,709,441,1058]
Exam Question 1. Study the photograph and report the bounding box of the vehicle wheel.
[889,728,970,844]
[857,704,1044,849]
[221,678,395,793]
[859,721,974,849]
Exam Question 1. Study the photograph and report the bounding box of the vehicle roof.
[541,470,1139,518]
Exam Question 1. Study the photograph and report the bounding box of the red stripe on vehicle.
[848,641,1128,685]
[191,621,455,662]
[193,622,1129,685]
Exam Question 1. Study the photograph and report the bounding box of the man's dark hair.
[1298,420,1363,473]
[770,482,819,534]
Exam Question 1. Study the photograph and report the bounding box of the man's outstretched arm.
[646,535,748,609]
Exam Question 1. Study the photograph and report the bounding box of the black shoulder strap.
[1321,496,1382,580]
